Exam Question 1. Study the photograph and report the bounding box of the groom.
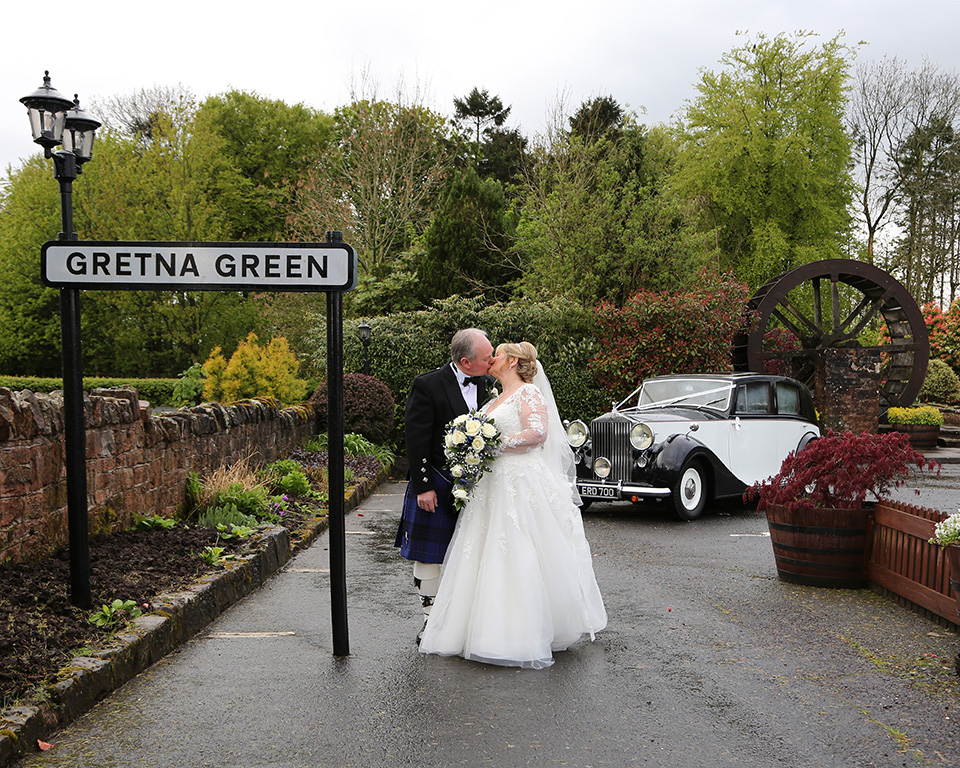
[395,328,495,642]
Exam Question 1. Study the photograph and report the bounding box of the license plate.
[578,484,619,499]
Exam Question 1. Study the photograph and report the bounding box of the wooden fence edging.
[868,499,957,628]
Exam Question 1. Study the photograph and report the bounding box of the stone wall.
[814,347,882,434]
[0,387,315,564]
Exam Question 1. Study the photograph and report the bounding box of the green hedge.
[303,295,611,430]
[920,358,960,405]
[303,288,754,436]
[0,377,179,407]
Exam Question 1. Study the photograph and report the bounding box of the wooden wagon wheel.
[732,259,929,408]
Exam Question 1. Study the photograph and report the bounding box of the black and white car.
[566,373,820,520]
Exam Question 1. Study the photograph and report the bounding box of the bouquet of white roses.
[444,410,502,510]
[930,508,960,548]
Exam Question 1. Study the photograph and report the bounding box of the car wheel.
[579,499,593,511]
[672,460,707,521]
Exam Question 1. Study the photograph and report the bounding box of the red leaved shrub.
[761,328,801,376]
[745,431,939,513]
[924,300,960,375]
[311,373,396,445]
[589,271,752,394]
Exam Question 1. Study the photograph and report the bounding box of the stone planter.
[890,423,940,450]
[764,503,871,588]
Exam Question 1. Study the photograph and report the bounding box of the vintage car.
[566,373,820,520]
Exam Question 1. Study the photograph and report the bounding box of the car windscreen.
[637,379,733,411]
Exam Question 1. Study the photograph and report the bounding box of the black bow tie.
[463,376,486,387]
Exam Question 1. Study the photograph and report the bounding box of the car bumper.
[576,480,672,501]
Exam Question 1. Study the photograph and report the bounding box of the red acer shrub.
[745,430,939,513]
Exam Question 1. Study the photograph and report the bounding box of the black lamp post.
[357,322,372,376]
[20,71,101,609]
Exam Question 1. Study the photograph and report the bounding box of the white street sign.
[41,241,358,292]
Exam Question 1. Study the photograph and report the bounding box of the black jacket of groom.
[394,363,494,564]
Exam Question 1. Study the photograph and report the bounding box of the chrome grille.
[591,417,633,481]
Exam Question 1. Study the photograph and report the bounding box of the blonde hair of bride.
[496,342,538,383]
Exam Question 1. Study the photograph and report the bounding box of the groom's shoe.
[417,594,434,645]
[416,619,427,646]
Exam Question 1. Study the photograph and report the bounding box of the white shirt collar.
[451,362,470,386]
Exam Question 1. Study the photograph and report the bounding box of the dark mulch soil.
[288,447,385,481]
[0,526,246,708]
[0,451,383,709]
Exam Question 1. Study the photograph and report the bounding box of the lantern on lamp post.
[20,71,101,609]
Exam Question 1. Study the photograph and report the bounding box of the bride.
[418,341,607,669]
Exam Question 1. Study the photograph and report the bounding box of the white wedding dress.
[418,381,607,669]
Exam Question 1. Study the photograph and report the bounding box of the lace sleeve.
[500,385,548,453]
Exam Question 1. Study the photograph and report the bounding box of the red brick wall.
[0,387,314,564]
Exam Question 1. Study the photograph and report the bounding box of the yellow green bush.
[203,333,308,405]
[886,405,944,426]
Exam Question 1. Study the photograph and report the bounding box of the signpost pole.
[326,232,349,656]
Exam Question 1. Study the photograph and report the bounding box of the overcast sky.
[2,0,959,179]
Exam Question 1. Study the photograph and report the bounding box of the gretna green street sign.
[40,232,356,655]
[41,241,358,292]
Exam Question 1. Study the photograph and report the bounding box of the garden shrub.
[261,459,302,482]
[184,458,271,523]
[304,432,396,465]
[546,339,610,422]
[886,405,944,426]
[919,358,960,404]
[302,295,608,428]
[276,468,312,497]
[589,271,752,395]
[203,332,308,405]
[311,373,396,445]
[197,504,259,529]
[171,363,208,407]
[209,483,270,518]
[0,377,178,406]
[760,328,802,377]
[300,279,754,435]
[924,300,960,375]
[746,430,935,513]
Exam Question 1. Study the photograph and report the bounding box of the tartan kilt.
[394,468,457,564]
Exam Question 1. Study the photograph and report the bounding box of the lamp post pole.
[20,73,100,609]
[358,322,372,376]
[55,158,90,610]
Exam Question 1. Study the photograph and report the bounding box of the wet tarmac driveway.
[17,477,959,768]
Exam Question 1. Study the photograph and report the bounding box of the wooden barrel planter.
[892,424,940,450]
[764,504,871,588]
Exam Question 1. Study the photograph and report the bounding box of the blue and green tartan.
[395,468,456,564]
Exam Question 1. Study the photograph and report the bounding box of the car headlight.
[566,420,589,448]
[593,456,612,479]
[629,422,654,450]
